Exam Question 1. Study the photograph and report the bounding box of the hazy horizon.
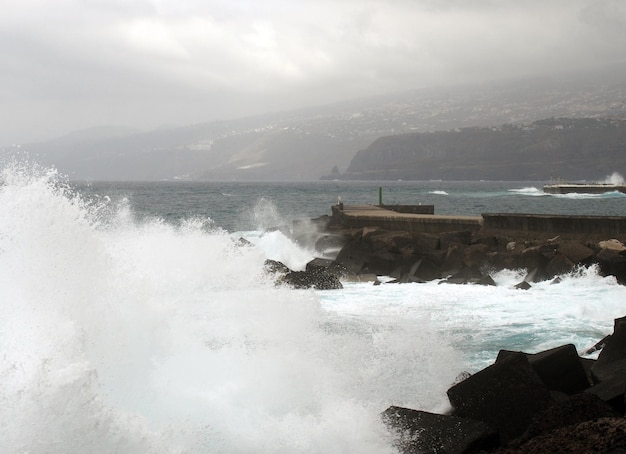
[3,0,626,145]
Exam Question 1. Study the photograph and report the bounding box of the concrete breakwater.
[309,204,626,286]
[332,204,626,239]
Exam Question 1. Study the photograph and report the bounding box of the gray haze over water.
[3,0,626,145]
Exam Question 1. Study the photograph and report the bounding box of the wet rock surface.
[382,317,626,453]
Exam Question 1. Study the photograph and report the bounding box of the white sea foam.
[428,190,449,195]
[508,186,544,196]
[1,161,625,453]
[0,162,407,452]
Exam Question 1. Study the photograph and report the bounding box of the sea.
[1,160,626,453]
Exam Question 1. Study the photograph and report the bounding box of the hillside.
[3,64,626,181]
[338,118,626,181]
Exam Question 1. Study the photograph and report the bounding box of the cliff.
[339,118,626,181]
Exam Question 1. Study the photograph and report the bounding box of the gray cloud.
[1,0,625,144]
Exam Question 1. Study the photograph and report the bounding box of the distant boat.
[543,182,626,194]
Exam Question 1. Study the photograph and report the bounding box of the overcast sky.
[2,0,626,144]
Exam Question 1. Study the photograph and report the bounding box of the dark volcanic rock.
[496,417,626,453]
[265,259,343,290]
[558,241,595,264]
[592,316,626,383]
[408,257,441,282]
[324,215,626,285]
[595,248,626,284]
[409,232,441,255]
[264,259,290,275]
[382,406,499,454]
[497,344,591,395]
[545,253,576,278]
[515,393,618,445]
[447,352,553,444]
[440,230,473,249]
[280,268,343,290]
[587,316,626,413]
[585,367,626,414]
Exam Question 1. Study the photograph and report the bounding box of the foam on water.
[0,162,413,453]
[320,265,623,371]
[2,162,625,453]
[508,186,545,196]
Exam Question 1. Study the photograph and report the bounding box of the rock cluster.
[382,316,626,453]
[315,218,626,286]
[264,258,343,290]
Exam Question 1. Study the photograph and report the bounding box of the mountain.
[337,117,626,181]
[3,64,626,181]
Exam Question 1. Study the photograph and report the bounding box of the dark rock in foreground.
[383,316,626,453]
[497,417,626,453]
[447,353,553,444]
[382,406,498,454]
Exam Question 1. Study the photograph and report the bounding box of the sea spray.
[0,163,425,453]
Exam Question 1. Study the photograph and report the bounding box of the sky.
[2,0,626,145]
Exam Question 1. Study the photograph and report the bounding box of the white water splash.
[508,186,544,196]
[602,171,625,185]
[0,161,438,453]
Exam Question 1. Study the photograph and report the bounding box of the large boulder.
[595,248,626,284]
[265,259,343,290]
[592,315,626,383]
[447,352,553,444]
[497,344,590,395]
[408,232,441,255]
[557,241,595,264]
[381,406,499,454]
[545,253,576,278]
[463,243,490,268]
[280,268,343,290]
[407,257,441,282]
[441,243,466,276]
[585,367,626,414]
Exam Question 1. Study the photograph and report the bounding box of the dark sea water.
[2,162,626,453]
[75,180,626,232]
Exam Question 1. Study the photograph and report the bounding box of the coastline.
[263,203,626,451]
[303,205,626,452]
[311,204,626,287]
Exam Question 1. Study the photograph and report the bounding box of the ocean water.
[1,160,626,453]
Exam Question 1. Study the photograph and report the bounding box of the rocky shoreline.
[266,208,626,290]
[382,317,626,453]
[263,208,626,452]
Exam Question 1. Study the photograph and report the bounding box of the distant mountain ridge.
[335,117,626,181]
[3,64,626,181]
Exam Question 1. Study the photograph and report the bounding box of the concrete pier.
[331,205,626,240]
[331,205,483,235]
[482,213,626,239]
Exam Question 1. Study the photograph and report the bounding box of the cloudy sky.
[2,0,626,144]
